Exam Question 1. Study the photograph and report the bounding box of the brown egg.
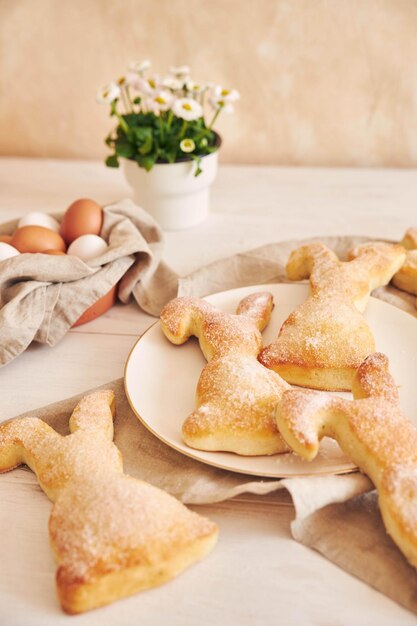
[72,284,118,327]
[12,226,66,253]
[0,234,13,244]
[60,198,103,244]
[42,249,67,256]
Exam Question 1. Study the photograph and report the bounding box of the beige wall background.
[1,0,417,167]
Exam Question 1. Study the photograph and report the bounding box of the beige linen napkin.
[0,199,177,366]
[11,379,417,615]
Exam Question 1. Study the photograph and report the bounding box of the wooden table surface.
[1,157,417,625]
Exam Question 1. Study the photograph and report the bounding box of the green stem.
[179,120,188,139]
[166,110,173,132]
[159,116,165,144]
[111,101,129,135]
[120,88,130,113]
[208,107,221,130]
[125,86,134,112]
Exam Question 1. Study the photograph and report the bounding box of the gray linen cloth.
[0,199,177,366]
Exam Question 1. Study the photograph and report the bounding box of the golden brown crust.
[0,391,218,613]
[276,352,417,571]
[400,227,417,250]
[260,242,405,391]
[161,293,289,455]
[392,250,417,297]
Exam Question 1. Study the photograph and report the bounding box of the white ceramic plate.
[124,283,417,478]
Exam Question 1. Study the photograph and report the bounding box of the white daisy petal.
[185,80,206,95]
[96,82,121,104]
[162,75,184,91]
[211,85,240,102]
[147,90,175,113]
[129,59,151,74]
[173,97,203,121]
[169,65,191,79]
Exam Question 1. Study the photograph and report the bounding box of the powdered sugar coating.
[277,352,417,571]
[0,390,218,611]
[161,292,289,455]
[160,295,272,361]
[183,355,289,450]
[260,242,405,390]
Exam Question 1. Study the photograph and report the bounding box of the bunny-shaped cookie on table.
[0,391,218,614]
[160,292,290,456]
[259,242,405,391]
[276,352,417,571]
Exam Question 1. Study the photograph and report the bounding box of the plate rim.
[123,282,387,478]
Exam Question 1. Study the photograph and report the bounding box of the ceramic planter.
[122,146,220,230]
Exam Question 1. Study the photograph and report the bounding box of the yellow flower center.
[118,76,126,85]
[155,96,166,104]
[148,79,156,88]
[182,103,192,111]
[221,89,230,96]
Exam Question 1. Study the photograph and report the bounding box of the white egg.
[0,242,20,261]
[18,211,60,232]
[67,234,108,262]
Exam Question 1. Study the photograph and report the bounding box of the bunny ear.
[69,391,115,437]
[276,389,341,461]
[286,243,338,282]
[236,292,273,331]
[351,352,399,402]
[0,417,58,474]
[160,297,214,346]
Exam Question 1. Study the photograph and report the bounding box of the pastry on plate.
[160,293,290,456]
[259,242,405,391]
[400,227,417,250]
[349,234,417,307]
[394,229,417,305]
[276,352,417,571]
[0,391,218,614]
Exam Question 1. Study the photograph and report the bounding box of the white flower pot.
[122,150,219,230]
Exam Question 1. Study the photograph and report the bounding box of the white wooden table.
[1,157,417,625]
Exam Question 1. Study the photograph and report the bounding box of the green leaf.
[135,154,156,171]
[115,138,135,158]
[105,155,119,168]
[138,132,153,155]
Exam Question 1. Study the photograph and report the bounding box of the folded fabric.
[0,199,178,366]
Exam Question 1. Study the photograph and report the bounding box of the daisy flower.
[209,85,240,112]
[180,138,196,153]
[173,97,203,121]
[147,90,175,113]
[169,65,190,80]
[132,75,160,95]
[129,59,151,74]
[96,82,121,104]
[185,80,206,95]
[162,75,184,91]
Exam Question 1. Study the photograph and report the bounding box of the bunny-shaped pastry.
[393,229,417,306]
[259,242,405,391]
[0,391,218,614]
[276,352,417,570]
[349,232,417,307]
[160,292,290,456]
